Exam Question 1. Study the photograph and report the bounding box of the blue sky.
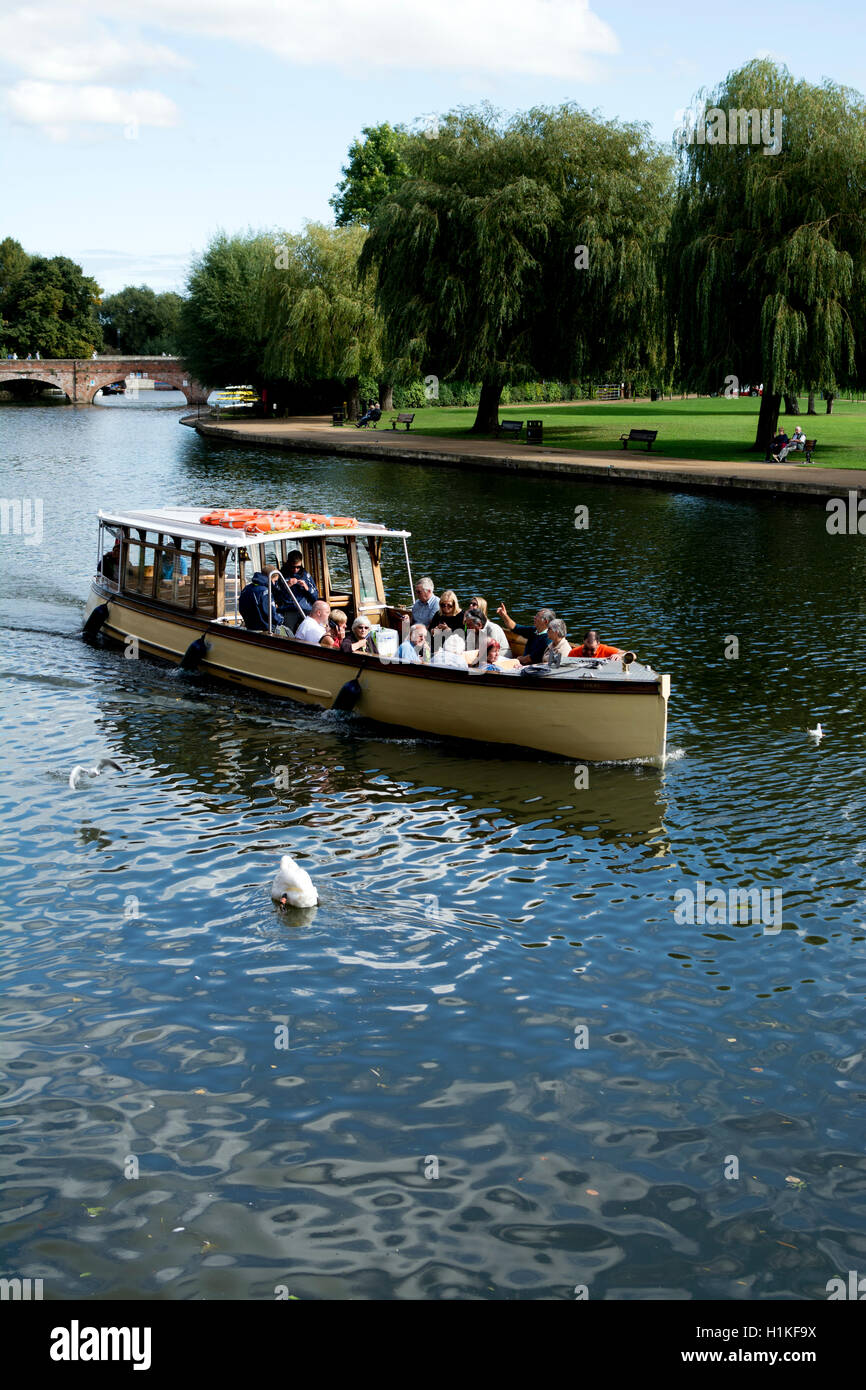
[1,0,863,294]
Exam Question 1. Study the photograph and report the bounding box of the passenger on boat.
[429,591,463,644]
[411,577,439,628]
[98,538,121,582]
[295,600,332,645]
[544,619,572,664]
[459,606,495,664]
[322,610,348,649]
[397,623,430,664]
[568,629,625,660]
[431,634,468,670]
[342,617,375,654]
[496,604,555,665]
[482,639,521,672]
[239,570,293,632]
[466,595,512,655]
[279,550,319,615]
[160,549,190,580]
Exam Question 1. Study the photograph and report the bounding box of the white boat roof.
[97,506,410,546]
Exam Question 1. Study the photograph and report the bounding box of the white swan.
[270,855,318,908]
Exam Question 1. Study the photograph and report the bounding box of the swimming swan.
[270,855,318,908]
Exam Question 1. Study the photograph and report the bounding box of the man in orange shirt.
[569,628,631,660]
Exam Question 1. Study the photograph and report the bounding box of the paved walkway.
[181,413,865,499]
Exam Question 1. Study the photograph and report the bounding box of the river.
[1,397,864,1301]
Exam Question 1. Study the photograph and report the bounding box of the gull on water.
[68,759,122,790]
[807,723,823,743]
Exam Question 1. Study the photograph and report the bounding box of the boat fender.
[180,635,210,671]
[82,603,110,642]
[333,677,362,712]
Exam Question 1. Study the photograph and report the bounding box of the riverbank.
[182,412,866,500]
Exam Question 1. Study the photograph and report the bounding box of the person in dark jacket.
[239,570,291,631]
[279,549,319,615]
[496,603,555,665]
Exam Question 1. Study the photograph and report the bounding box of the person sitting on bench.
[777,425,805,461]
[356,402,381,428]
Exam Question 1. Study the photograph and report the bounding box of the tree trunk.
[825,392,835,415]
[378,380,394,411]
[346,376,360,421]
[807,390,816,415]
[783,393,800,414]
[752,391,781,454]
[471,378,503,433]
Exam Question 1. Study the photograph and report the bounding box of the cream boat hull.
[85,586,669,763]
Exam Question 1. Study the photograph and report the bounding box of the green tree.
[177,231,274,387]
[264,223,382,419]
[100,285,184,354]
[667,59,866,452]
[330,122,411,227]
[361,104,672,431]
[3,255,103,357]
[0,237,31,350]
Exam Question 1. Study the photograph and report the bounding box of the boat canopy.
[97,506,410,547]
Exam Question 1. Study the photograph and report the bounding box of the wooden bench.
[390,412,415,431]
[620,428,658,451]
[802,437,817,463]
[496,420,523,438]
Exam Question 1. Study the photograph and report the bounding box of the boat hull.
[84,586,669,763]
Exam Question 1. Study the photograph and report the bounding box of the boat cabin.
[94,506,412,634]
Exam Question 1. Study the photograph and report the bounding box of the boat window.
[196,551,217,614]
[325,539,352,597]
[262,540,280,569]
[356,540,381,604]
[124,541,156,597]
[157,544,193,608]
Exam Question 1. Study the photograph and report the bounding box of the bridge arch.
[0,374,70,402]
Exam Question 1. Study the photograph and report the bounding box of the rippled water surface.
[1,401,865,1300]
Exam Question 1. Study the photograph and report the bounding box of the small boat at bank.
[83,506,670,762]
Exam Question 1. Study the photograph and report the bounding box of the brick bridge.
[0,355,209,404]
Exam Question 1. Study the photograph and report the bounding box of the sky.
[1,0,863,294]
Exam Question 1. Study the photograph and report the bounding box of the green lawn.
[390,397,866,470]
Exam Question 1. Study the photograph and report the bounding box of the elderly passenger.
[397,622,430,664]
[482,638,521,672]
[341,616,375,654]
[431,633,468,670]
[543,618,572,664]
[411,577,439,628]
[295,600,331,645]
[496,603,556,665]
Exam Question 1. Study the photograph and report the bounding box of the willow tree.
[263,223,382,420]
[667,60,866,452]
[360,103,672,432]
[178,231,274,387]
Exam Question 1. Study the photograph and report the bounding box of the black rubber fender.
[333,677,362,712]
[82,603,110,642]
[180,635,210,671]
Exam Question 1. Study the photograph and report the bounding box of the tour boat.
[82,506,670,762]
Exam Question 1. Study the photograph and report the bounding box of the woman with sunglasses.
[429,589,463,650]
[341,616,376,654]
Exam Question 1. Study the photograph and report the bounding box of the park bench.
[802,438,817,463]
[331,407,344,426]
[620,428,658,451]
[390,413,415,431]
[496,420,523,438]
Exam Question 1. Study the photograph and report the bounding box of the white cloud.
[149,0,619,77]
[0,6,189,82]
[4,81,178,137]
[3,1,619,84]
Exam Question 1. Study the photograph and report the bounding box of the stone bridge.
[0,356,209,404]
